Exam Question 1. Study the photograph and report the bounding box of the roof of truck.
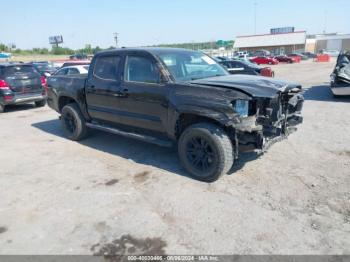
[95,47,199,56]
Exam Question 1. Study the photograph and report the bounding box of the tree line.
[0,40,234,56]
[0,43,112,55]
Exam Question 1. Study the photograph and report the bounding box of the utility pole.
[254,1,257,34]
[114,33,119,48]
[323,10,327,34]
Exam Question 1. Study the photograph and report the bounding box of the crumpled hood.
[337,64,350,82]
[190,74,302,98]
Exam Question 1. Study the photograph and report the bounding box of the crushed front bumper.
[330,82,350,96]
[235,92,304,155]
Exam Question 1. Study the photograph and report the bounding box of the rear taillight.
[0,79,10,90]
[41,76,48,93]
[4,95,13,101]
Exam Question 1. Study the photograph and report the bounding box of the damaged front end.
[234,86,304,154]
[330,51,350,96]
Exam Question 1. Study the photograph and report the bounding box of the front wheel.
[0,104,5,113]
[61,103,88,141]
[178,123,234,182]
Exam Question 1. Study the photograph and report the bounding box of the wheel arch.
[174,110,236,140]
[58,95,77,112]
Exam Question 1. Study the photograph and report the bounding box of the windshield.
[153,50,228,82]
[33,63,55,72]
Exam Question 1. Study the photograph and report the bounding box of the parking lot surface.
[0,60,350,255]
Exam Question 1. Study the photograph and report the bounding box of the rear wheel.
[178,123,234,182]
[61,103,88,141]
[35,100,46,107]
[0,104,5,113]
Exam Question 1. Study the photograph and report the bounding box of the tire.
[0,104,5,113]
[35,100,46,107]
[61,103,88,141]
[178,123,234,182]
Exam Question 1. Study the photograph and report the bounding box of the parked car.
[286,54,302,62]
[253,50,271,57]
[61,61,90,68]
[320,49,340,57]
[250,56,279,65]
[0,52,11,59]
[234,51,248,56]
[47,48,304,182]
[0,63,47,113]
[214,56,230,62]
[293,53,308,60]
[69,54,88,60]
[219,59,274,77]
[274,55,295,63]
[30,62,57,77]
[330,51,350,96]
[302,52,317,59]
[52,65,89,76]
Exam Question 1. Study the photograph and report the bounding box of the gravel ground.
[0,59,349,255]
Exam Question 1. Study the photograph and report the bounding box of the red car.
[287,54,301,63]
[250,56,279,65]
[274,55,295,63]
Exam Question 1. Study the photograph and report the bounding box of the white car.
[53,65,89,76]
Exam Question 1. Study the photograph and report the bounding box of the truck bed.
[47,74,88,113]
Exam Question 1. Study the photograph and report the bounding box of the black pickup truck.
[47,48,304,182]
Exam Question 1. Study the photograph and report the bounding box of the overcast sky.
[1,0,349,49]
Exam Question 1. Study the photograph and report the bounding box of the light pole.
[254,1,257,34]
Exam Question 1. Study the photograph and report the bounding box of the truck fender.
[167,105,237,139]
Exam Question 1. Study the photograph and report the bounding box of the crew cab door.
[85,54,123,122]
[116,51,169,132]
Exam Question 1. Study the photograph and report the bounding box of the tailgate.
[3,65,43,94]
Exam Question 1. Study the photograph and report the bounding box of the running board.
[85,122,173,147]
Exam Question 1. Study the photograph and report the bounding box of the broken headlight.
[233,99,249,117]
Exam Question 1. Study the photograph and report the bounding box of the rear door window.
[93,56,120,81]
[55,68,68,76]
[67,68,80,75]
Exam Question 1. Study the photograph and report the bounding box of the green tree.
[51,47,74,55]
[0,43,8,52]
